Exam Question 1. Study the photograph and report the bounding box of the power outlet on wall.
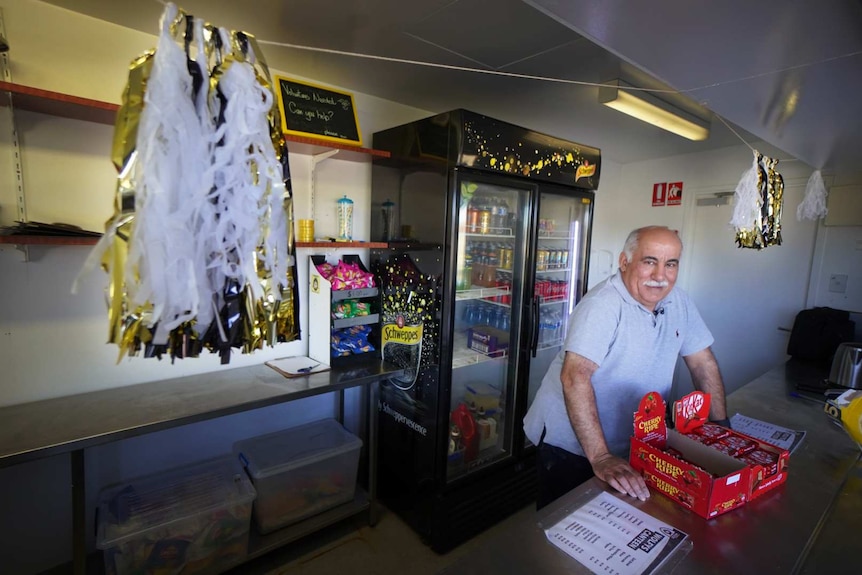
[829,274,848,294]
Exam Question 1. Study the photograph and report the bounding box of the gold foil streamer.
[735,151,784,250]
[103,49,154,359]
[98,6,300,363]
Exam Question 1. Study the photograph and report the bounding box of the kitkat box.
[630,392,751,519]
[673,392,790,501]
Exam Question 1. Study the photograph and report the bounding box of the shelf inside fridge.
[464,230,514,238]
[448,443,509,480]
[452,331,508,369]
[455,286,511,302]
[537,231,576,240]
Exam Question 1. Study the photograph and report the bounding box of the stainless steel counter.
[0,362,399,467]
[443,360,862,574]
[0,361,403,575]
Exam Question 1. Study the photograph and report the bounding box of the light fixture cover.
[599,80,710,141]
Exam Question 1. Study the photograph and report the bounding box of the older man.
[524,225,729,509]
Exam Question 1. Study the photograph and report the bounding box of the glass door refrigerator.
[369,110,599,552]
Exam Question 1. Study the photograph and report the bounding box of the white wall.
[587,145,862,397]
[0,2,431,572]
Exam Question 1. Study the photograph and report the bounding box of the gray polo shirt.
[523,272,714,458]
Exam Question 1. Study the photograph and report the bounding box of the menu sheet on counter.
[544,491,689,575]
[729,413,806,453]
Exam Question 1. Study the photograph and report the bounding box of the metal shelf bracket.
[1,8,28,228]
[310,149,339,220]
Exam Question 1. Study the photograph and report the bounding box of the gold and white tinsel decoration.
[80,2,299,363]
[730,149,784,249]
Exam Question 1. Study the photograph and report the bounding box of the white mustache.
[644,280,669,288]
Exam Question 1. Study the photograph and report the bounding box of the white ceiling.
[39,0,862,173]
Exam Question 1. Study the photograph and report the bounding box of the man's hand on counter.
[591,453,651,501]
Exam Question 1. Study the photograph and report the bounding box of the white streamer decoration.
[128,2,213,344]
[797,170,828,221]
[730,151,761,230]
[207,45,288,305]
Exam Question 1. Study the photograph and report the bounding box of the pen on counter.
[789,391,824,404]
[296,363,319,374]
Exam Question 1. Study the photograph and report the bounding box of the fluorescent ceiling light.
[599,80,710,141]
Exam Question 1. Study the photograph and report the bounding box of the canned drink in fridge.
[546,248,557,269]
[536,249,547,271]
[536,276,547,298]
[467,204,480,233]
[560,249,569,269]
[479,209,492,234]
[502,247,513,270]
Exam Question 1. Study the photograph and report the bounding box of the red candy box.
[630,391,791,519]
[686,423,731,444]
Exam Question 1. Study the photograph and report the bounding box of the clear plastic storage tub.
[235,418,363,533]
[96,457,256,575]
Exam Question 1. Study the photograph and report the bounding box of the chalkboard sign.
[274,76,362,146]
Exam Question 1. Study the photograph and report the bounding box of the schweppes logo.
[575,161,596,181]
[382,322,422,345]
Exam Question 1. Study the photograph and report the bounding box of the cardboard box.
[464,381,502,415]
[630,393,751,519]
[466,326,508,357]
[630,392,791,518]
[631,428,752,518]
[683,424,790,501]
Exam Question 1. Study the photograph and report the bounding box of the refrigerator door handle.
[530,295,540,357]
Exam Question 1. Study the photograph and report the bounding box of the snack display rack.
[308,254,380,367]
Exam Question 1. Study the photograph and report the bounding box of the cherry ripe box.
[630,392,791,519]
[629,392,751,519]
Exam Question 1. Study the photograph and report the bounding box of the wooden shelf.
[0,235,100,246]
[296,241,388,248]
[283,133,390,159]
[0,81,391,159]
[0,81,119,125]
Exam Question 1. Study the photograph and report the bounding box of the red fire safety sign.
[667,182,683,206]
[652,182,667,207]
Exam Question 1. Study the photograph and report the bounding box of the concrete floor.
[237,503,537,575]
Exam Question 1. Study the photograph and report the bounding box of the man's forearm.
[685,348,728,420]
[561,354,610,463]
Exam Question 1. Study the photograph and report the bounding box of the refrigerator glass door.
[448,177,532,481]
[524,192,593,446]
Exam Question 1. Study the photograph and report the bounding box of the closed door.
[677,183,817,395]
